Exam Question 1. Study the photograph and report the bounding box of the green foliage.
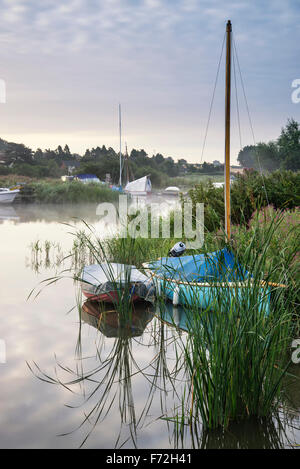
[166,212,299,433]
[232,206,300,284]
[277,118,300,171]
[24,181,120,204]
[187,169,300,230]
[238,118,300,172]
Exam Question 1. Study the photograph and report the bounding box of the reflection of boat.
[124,175,152,197]
[81,262,154,303]
[152,301,190,332]
[0,187,20,204]
[82,300,154,337]
[0,205,19,221]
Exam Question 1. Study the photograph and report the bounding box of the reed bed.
[22,181,120,203]
[28,208,300,447]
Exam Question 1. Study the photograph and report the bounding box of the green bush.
[187,169,300,231]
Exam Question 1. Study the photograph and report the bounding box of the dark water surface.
[0,203,299,449]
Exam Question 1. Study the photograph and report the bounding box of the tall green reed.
[162,210,299,435]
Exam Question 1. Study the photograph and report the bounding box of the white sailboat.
[124,175,152,196]
[0,187,20,204]
[118,104,152,196]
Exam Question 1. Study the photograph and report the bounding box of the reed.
[162,210,299,435]
[27,208,299,447]
[23,181,120,203]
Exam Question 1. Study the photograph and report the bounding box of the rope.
[200,32,226,164]
[232,36,270,205]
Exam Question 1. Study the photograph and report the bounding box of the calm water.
[0,203,299,449]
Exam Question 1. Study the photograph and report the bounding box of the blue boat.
[143,248,272,314]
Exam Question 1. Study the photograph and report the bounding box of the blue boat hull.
[155,278,271,315]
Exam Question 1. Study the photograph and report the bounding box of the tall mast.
[119,103,122,187]
[125,143,130,185]
[224,20,232,241]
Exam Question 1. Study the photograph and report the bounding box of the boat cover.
[145,248,249,284]
[81,262,155,301]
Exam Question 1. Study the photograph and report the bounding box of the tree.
[277,118,300,171]
[255,142,280,171]
[237,145,257,169]
[5,143,33,164]
[56,145,64,158]
[152,153,164,165]
[34,148,44,161]
[83,149,91,159]
[64,144,71,156]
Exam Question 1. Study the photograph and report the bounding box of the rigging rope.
[200,32,226,164]
[232,36,270,205]
[232,42,242,150]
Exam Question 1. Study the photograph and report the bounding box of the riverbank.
[0,178,120,204]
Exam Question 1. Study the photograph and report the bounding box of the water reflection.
[198,417,286,449]
[152,301,190,332]
[27,297,300,449]
[82,300,154,338]
[0,205,19,222]
[29,299,182,448]
[2,195,179,225]
[1,202,299,448]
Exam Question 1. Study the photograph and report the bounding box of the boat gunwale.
[142,263,287,288]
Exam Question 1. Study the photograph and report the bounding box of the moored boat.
[0,188,20,204]
[143,248,272,314]
[81,262,154,303]
[124,175,152,196]
[163,186,180,196]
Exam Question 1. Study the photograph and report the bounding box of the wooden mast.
[119,103,122,187]
[224,20,232,241]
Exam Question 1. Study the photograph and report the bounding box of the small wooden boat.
[143,248,272,314]
[81,262,154,303]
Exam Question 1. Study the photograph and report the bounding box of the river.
[0,202,299,449]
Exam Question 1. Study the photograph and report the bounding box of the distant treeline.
[0,141,222,186]
[0,118,299,184]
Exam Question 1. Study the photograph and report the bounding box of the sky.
[0,0,299,164]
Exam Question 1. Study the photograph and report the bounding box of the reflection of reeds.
[28,299,180,448]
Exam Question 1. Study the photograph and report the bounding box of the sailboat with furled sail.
[117,104,152,196]
[143,20,285,313]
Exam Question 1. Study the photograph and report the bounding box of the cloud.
[0,0,299,162]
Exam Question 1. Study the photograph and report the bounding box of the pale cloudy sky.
[0,0,299,163]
